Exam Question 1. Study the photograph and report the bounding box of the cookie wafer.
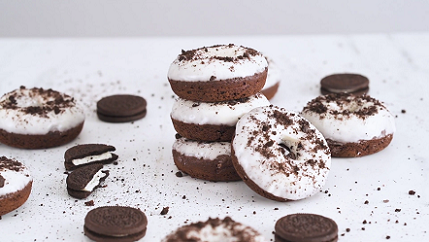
[84,206,148,242]
[275,213,338,242]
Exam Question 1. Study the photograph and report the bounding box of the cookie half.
[275,213,338,242]
[64,144,118,171]
[66,163,109,199]
[97,94,147,123]
[84,206,148,242]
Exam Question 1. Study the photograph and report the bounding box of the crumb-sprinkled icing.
[0,156,32,197]
[171,92,270,126]
[0,86,85,135]
[167,44,268,82]
[232,106,331,201]
[301,93,396,143]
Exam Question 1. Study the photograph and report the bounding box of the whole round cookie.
[261,58,281,100]
[171,92,270,142]
[320,73,369,96]
[168,44,268,102]
[84,206,148,242]
[0,86,85,149]
[0,156,33,216]
[97,94,147,123]
[275,213,338,242]
[301,93,395,157]
[231,106,331,201]
[162,217,266,242]
[172,136,241,182]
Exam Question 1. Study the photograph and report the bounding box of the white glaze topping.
[263,58,281,89]
[0,87,85,135]
[82,169,108,192]
[173,137,230,160]
[0,157,32,197]
[72,152,114,166]
[171,92,270,126]
[232,106,331,201]
[162,217,266,242]
[301,94,396,143]
[167,44,268,82]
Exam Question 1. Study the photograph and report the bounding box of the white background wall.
[0,0,428,37]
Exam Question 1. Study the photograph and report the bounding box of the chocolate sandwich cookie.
[320,73,369,96]
[97,94,147,123]
[64,144,118,171]
[84,206,148,242]
[66,163,109,199]
[275,213,338,242]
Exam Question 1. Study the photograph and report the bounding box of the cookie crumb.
[85,200,94,206]
[175,171,183,177]
[408,190,416,195]
[160,207,169,215]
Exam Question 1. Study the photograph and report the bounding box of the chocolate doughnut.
[162,217,266,242]
[171,92,270,142]
[301,93,395,157]
[0,86,85,149]
[172,137,241,182]
[231,105,331,201]
[168,44,268,102]
[0,156,32,216]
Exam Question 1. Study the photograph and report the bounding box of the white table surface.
[0,33,428,242]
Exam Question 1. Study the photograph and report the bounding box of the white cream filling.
[173,138,230,160]
[0,168,32,197]
[232,107,331,201]
[301,100,396,143]
[82,169,107,192]
[171,93,270,126]
[71,152,113,166]
[168,45,268,82]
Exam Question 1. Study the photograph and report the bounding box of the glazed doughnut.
[261,58,281,100]
[172,136,240,182]
[0,156,33,216]
[301,93,395,157]
[162,217,266,242]
[171,92,270,142]
[168,44,268,102]
[0,86,85,149]
[231,105,331,202]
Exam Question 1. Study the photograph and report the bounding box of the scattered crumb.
[161,207,169,215]
[85,200,94,206]
[409,190,416,195]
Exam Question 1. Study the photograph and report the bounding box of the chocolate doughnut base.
[261,82,280,100]
[0,122,84,149]
[172,118,235,142]
[169,69,267,102]
[173,150,241,182]
[328,134,393,157]
[0,181,32,216]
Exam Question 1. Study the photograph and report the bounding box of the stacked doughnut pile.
[167,44,271,182]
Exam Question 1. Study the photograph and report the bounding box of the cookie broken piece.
[84,206,148,242]
[64,144,118,171]
[66,163,109,199]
